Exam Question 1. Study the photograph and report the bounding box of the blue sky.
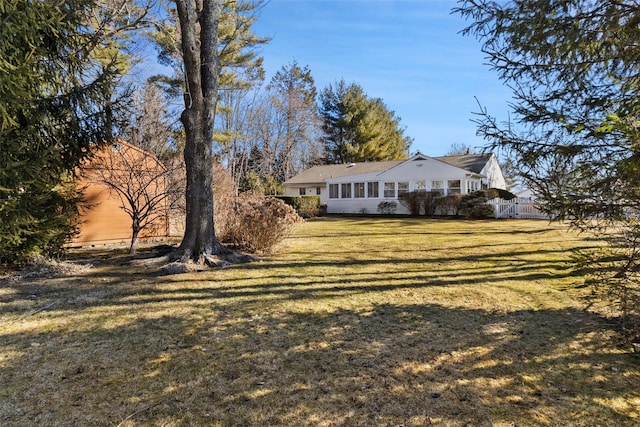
[252,0,513,157]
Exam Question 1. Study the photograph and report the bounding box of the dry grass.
[1,218,639,426]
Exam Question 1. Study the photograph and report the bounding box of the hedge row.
[274,195,320,212]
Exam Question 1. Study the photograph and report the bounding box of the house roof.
[434,153,492,175]
[284,160,403,185]
[284,153,494,186]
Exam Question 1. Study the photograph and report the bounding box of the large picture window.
[329,183,339,199]
[384,182,395,198]
[414,180,427,192]
[367,181,379,198]
[354,182,365,198]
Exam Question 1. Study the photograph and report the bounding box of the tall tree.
[267,61,322,180]
[0,0,149,264]
[456,0,640,335]
[173,0,227,261]
[320,79,412,163]
[150,0,268,140]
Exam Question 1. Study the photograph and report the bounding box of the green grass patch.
[1,218,639,426]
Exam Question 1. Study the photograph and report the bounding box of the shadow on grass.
[0,244,578,313]
[0,219,637,426]
[1,271,639,425]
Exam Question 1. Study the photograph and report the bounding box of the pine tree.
[456,0,640,338]
[0,0,145,264]
[320,79,412,163]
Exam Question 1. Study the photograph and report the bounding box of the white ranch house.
[283,152,507,215]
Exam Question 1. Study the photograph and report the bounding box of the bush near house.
[487,187,517,200]
[434,194,463,216]
[398,191,424,216]
[377,201,398,215]
[275,195,320,214]
[398,191,442,216]
[459,190,495,218]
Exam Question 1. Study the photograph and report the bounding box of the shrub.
[470,203,495,218]
[398,191,442,216]
[377,201,397,215]
[274,195,320,213]
[459,191,495,218]
[486,187,517,200]
[215,194,302,254]
[398,191,425,216]
[434,194,463,216]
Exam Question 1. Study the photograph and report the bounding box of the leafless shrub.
[216,194,302,254]
[398,191,425,216]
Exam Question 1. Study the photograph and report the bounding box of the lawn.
[1,218,639,426]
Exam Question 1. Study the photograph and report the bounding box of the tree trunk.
[129,225,139,256]
[174,0,227,262]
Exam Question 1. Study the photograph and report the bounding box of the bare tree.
[90,140,173,254]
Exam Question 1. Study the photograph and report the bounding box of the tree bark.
[174,0,227,262]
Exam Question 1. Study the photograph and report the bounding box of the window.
[414,180,427,192]
[431,180,444,196]
[447,180,461,194]
[316,187,322,195]
[329,184,339,199]
[384,182,395,198]
[299,187,306,195]
[341,183,352,198]
[397,181,409,196]
[367,181,379,198]
[354,182,365,198]
[467,181,479,193]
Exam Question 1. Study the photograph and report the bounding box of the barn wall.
[70,141,170,247]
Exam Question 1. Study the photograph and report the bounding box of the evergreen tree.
[456,0,640,337]
[319,79,412,163]
[149,0,268,128]
[0,0,146,264]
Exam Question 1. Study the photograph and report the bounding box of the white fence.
[489,198,548,219]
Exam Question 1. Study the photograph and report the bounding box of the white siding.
[480,155,506,189]
[284,185,327,205]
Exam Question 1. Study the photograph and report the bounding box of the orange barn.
[71,139,171,246]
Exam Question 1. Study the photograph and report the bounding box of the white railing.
[489,198,548,219]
